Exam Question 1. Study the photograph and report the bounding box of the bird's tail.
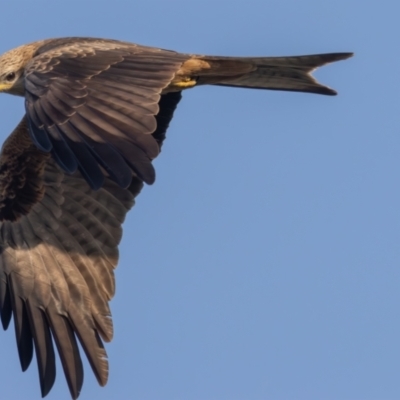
[180,52,353,96]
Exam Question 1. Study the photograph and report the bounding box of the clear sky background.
[0,1,398,399]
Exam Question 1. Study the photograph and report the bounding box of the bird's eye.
[5,72,16,82]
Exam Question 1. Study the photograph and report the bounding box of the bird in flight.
[0,37,352,399]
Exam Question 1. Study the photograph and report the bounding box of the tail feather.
[197,52,353,96]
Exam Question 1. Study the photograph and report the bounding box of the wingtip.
[40,370,56,399]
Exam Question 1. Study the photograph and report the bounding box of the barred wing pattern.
[0,128,143,398]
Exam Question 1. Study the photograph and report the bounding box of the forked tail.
[192,52,353,95]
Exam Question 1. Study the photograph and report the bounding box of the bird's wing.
[24,38,189,189]
[0,116,143,399]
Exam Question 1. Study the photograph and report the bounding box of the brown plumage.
[0,37,352,399]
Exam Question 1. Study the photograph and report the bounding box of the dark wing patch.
[24,40,189,190]
[0,118,50,222]
[0,117,144,398]
[152,91,183,148]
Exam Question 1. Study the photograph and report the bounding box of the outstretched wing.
[24,38,189,189]
[0,117,143,399]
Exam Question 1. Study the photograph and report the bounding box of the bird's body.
[0,37,352,399]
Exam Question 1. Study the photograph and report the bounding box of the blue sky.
[0,1,399,399]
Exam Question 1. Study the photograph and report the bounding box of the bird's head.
[0,45,33,96]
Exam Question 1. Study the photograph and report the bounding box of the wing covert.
[24,39,189,189]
